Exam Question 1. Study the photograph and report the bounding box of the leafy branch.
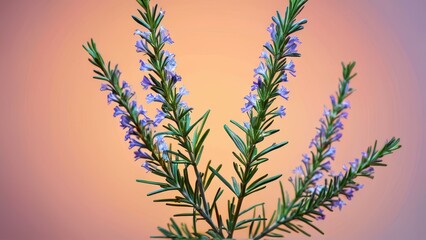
[210,0,308,238]
[253,137,401,239]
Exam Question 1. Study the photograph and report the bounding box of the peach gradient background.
[1,0,425,239]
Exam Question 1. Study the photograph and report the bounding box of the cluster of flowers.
[241,22,300,119]
[288,76,370,220]
[100,10,189,171]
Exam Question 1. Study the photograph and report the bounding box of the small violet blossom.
[284,60,296,77]
[251,77,262,91]
[254,62,267,77]
[139,59,155,71]
[154,109,167,126]
[142,161,151,172]
[141,76,152,89]
[135,39,149,53]
[178,86,189,97]
[332,198,346,211]
[285,36,301,55]
[146,93,166,104]
[134,149,152,160]
[278,86,289,100]
[159,26,174,44]
[277,106,286,118]
[267,23,277,40]
[134,29,150,39]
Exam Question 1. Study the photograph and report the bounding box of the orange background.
[1,0,425,239]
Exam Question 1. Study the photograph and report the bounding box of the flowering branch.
[213,0,308,238]
[285,61,356,219]
[252,137,401,239]
[132,0,225,237]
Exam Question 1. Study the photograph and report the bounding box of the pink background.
[1,0,425,239]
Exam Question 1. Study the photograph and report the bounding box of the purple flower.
[312,171,324,183]
[323,107,331,117]
[135,39,149,53]
[340,111,349,119]
[155,135,169,160]
[139,59,155,71]
[277,106,286,118]
[302,154,310,164]
[120,115,132,129]
[335,119,344,130]
[278,86,289,100]
[121,81,130,89]
[332,198,346,210]
[283,60,296,77]
[349,158,360,171]
[342,188,355,200]
[331,171,344,180]
[254,62,267,77]
[267,23,277,40]
[251,77,262,91]
[123,89,135,99]
[331,132,343,142]
[146,93,156,103]
[323,147,336,160]
[124,128,135,141]
[134,29,150,39]
[140,116,153,128]
[259,51,268,59]
[244,92,258,106]
[107,93,119,104]
[316,208,326,220]
[146,93,166,104]
[264,42,272,51]
[280,73,288,82]
[142,161,151,172]
[113,106,126,117]
[163,51,177,73]
[178,86,189,97]
[354,183,364,190]
[100,83,111,91]
[330,95,337,107]
[137,105,147,117]
[361,152,368,159]
[170,73,182,83]
[362,167,375,176]
[342,101,350,109]
[154,109,166,126]
[129,138,145,149]
[160,26,174,44]
[308,185,324,195]
[320,161,331,171]
[179,101,189,110]
[309,139,318,149]
[285,36,301,55]
[301,154,310,169]
[241,103,254,113]
[134,149,152,160]
[241,93,257,113]
[141,76,152,89]
[293,166,305,176]
[130,100,137,109]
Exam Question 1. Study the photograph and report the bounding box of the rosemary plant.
[83,0,401,238]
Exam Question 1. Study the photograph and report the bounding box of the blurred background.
[1,0,425,239]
